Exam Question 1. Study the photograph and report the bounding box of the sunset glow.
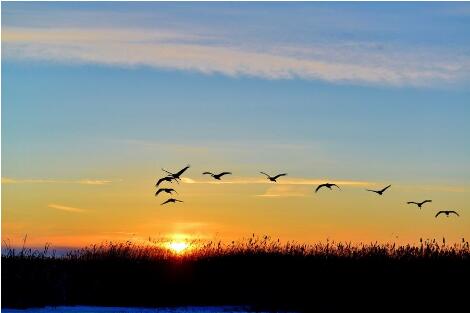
[167,241,189,254]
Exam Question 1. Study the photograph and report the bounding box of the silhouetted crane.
[155,176,179,187]
[203,171,232,180]
[162,165,190,181]
[155,188,178,197]
[260,172,287,182]
[161,198,184,205]
[315,183,341,193]
[366,185,391,196]
[435,210,459,218]
[407,200,432,209]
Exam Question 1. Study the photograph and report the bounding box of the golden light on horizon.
[167,241,189,254]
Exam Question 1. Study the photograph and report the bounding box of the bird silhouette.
[407,200,432,209]
[315,183,341,193]
[162,165,190,181]
[155,176,179,187]
[366,185,391,195]
[155,188,178,197]
[161,198,184,206]
[260,172,287,182]
[435,210,459,218]
[203,171,232,180]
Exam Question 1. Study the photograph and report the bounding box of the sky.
[2,2,470,249]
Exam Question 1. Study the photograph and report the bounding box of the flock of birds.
[154,165,460,218]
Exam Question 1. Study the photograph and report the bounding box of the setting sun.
[168,241,189,254]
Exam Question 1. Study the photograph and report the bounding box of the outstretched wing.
[155,188,164,196]
[366,189,378,193]
[260,172,270,178]
[315,184,326,193]
[156,177,166,187]
[422,200,432,204]
[450,211,460,216]
[203,172,214,175]
[273,173,287,180]
[167,188,178,194]
[161,199,171,205]
[407,201,418,205]
[175,199,184,203]
[381,185,391,193]
[435,211,444,218]
[219,172,232,177]
[332,184,341,190]
[175,165,190,177]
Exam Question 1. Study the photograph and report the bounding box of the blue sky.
[3,2,470,182]
[2,2,470,246]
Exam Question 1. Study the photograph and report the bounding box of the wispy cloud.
[2,177,113,185]
[48,203,86,213]
[3,27,469,86]
[256,185,310,198]
[182,177,373,186]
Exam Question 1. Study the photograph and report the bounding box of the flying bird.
[260,172,287,182]
[366,185,391,196]
[315,183,341,193]
[155,188,178,197]
[162,165,190,180]
[435,210,459,218]
[203,171,232,180]
[161,198,184,206]
[407,200,432,209]
[155,176,178,187]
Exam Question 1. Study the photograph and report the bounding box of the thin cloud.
[3,27,468,86]
[48,203,86,213]
[182,177,374,186]
[2,177,114,185]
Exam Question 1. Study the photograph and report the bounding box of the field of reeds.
[3,236,470,311]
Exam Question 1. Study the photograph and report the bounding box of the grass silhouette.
[2,236,470,311]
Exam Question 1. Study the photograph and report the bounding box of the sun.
[168,241,189,254]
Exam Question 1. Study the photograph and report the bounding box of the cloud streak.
[48,203,86,213]
[2,177,113,185]
[181,177,373,186]
[3,27,469,86]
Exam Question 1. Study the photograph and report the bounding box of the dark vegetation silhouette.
[203,171,232,180]
[3,236,469,311]
[366,184,391,195]
[315,182,341,192]
[435,210,460,218]
[260,172,287,182]
[407,199,432,208]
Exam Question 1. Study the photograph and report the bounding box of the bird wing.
[156,177,165,186]
[422,200,432,204]
[315,184,325,193]
[450,211,460,216]
[219,172,232,176]
[366,189,378,193]
[203,172,214,175]
[435,211,444,218]
[155,189,163,196]
[168,188,178,194]
[260,172,270,178]
[176,199,184,203]
[161,199,171,205]
[175,165,190,176]
[332,184,341,190]
[407,202,417,205]
[273,173,287,179]
[381,185,391,193]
